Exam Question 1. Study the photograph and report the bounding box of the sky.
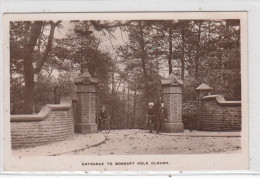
[55,21,128,53]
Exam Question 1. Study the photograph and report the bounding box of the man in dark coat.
[99,106,109,131]
[153,100,160,130]
[156,101,168,133]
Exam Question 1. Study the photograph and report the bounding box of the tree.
[117,21,163,103]
[10,19,241,128]
[181,20,241,100]
[10,21,61,113]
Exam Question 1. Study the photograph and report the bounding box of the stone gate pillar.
[74,72,98,133]
[161,73,184,132]
[196,83,212,130]
[196,83,212,101]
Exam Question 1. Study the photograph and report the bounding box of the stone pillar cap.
[196,83,212,91]
[74,72,98,85]
[161,73,183,86]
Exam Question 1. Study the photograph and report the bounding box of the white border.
[3,12,248,172]
[0,0,259,177]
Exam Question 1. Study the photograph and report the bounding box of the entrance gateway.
[73,72,185,133]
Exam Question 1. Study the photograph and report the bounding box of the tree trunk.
[35,21,61,74]
[181,25,185,81]
[127,79,130,129]
[23,21,60,114]
[122,81,125,128]
[218,35,223,84]
[23,21,43,114]
[168,28,173,75]
[111,70,115,94]
[133,84,137,128]
[111,69,115,123]
[138,21,150,102]
[195,21,201,79]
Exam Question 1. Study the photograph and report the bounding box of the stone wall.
[200,95,241,131]
[11,96,74,149]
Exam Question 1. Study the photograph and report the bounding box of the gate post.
[161,73,184,132]
[196,83,212,130]
[74,72,98,133]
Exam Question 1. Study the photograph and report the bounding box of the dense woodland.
[10,20,241,129]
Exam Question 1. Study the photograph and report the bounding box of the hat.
[148,102,154,106]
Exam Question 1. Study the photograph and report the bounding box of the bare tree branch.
[35,20,62,73]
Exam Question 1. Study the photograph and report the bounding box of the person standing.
[147,102,155,133]
[156,101,167,134]
[153,100,160,130]
[99,106,109,132]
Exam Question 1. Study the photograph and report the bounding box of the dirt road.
[64,129,241,155]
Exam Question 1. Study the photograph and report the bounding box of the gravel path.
[64,129,241,155]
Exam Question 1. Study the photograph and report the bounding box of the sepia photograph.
[3,12,248,171]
